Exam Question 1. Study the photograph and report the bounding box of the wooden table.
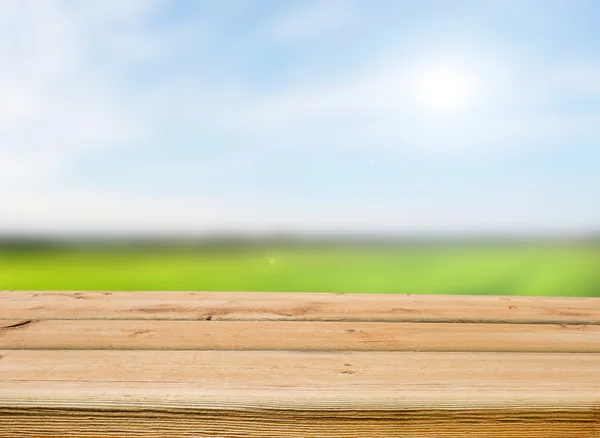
[1,291,599,437]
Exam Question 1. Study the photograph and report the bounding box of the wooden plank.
[2,292,599,436]
[1,401,597,438]
[2,291,600,324]
[1,319,600,352]
[0,351,599,437]
[1,350,599,391]
[1,399,597,438]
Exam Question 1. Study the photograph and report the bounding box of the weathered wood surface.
[1,352,599,437]
[2,319,600,352]
[1,291,599,437]
[2,290,600,323]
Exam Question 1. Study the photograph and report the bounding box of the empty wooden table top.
[1,291,599,437]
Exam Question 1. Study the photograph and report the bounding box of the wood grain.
[2,350,599,389]
[1,319,600,352]
[2,291,600,324]
[1,291,599,437]
[1,407,598,438]
[1,351,599,437]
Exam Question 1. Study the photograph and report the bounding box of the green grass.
[1,243,599,296]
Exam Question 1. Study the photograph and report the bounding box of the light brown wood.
[1,291,599,437]
[2,402,597,438]
[2,350,599,389]
[1,397,599,438]
[1,417,596,438]
[1,351,599,437]
[2,291,600,324]
[1,319,600,352]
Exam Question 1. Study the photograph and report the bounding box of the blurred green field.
[1,242,599,296]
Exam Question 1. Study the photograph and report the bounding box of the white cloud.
[1,184,596,237]
[0,80,37,129]
[270,0,355,40]
[223,49,600,156]
[551,61,600,95]
[0,0,146,180]
[1,1,598,236]
[0,153,65,185]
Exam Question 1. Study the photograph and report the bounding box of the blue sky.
[0,0,599,236]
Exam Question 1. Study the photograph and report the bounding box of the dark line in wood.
[0,320,33,329]
[1,317,599,325]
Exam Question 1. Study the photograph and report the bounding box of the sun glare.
[413,64,477,112]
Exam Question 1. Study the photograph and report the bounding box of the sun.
[413,64,477,112]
